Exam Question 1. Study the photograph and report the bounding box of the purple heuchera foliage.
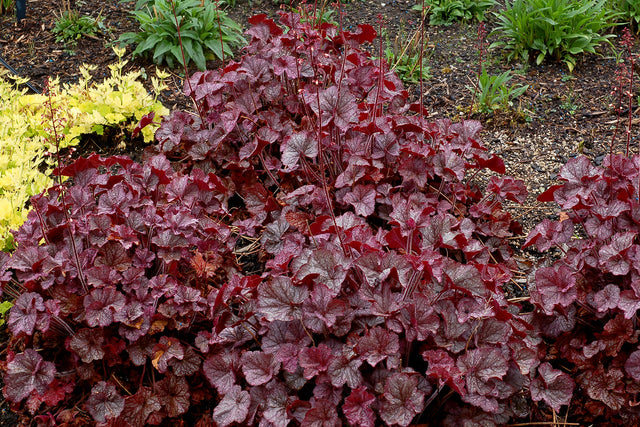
[526,154,640,422]
[0,11,564,426]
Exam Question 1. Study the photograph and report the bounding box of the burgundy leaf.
[241,351,280,386]
[213,385,251,427]
[155,374,190,417]
[95,241,131,271]
[169,346,201,376]
[343,386,376,427]
[299,344,334,379]
[400,294,440,342]
[312,86,358,130]
[84,286,126,327]
[303,283,348,333]
[8,292,48,336]
[257,276,309,322]
[582,366,626,410]
[70,328,105,363]
[531,265,577,315]
[85,381,125,423]
[593,284,620,313]
[343,184,376,217]
[355,327,400,367]
[328,351,363,388]
[118,387,162,426]
[203,352,238,394]
[618,290,640,319]
[151,337,184,374]
[4,349,56,402]
[257,386,291,427]
[379,373,425,427]
[303,398,341,427]
[523,218,574,252]
[625,350,640,381]
[282,132,317,169]
[296,249,348,296]
[457,348,508,395]
[487,176,528,203]
[530,363,574,412]
[598,232,635,275]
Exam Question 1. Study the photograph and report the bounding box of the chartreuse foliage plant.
[0,47,167,251]
[414,0,496,25]
[118,0,246,70]
[1,11,591,426]
[491,0,619,71]
[20,47,169,147]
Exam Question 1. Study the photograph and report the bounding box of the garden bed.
[0,0,639,425]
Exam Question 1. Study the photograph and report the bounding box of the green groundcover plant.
[491,0,619,71]
[118,0,246,70]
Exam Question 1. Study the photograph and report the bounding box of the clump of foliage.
[469,68,528,113]
[0,47,167,250]
[607,0,640,29]
[19,46,169,148]
[415,0,496,25]
[491,0,618,71]
[469,23,528,114]
[0,11,550,426]
[524,154,640,423]
[52,9,103,46]
[118,0,246,70]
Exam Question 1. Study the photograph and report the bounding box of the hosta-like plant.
[1,11,570,426]
[491,0,618,71]
[525,154,640,423]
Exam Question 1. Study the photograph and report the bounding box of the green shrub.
[52,10,103,46]
[491,0,619,71]
[414,0,496,25]
[118,0,246,70]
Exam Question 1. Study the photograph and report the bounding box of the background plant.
[382,24,432,84]
[414,0,496,25]
[607,0,640,29]
[52,9,104,46]
[468,68,529,113]
[118,0,246,70]
[491,0,619,71]
[0,0,13,15]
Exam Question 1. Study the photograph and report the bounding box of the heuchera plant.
[1,11,563,426]
[524,154,640,423]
